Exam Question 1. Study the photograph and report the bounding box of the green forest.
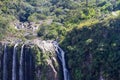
[0,0,120,80]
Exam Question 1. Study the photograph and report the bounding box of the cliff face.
[0,40,62,80]
[0,43,3,80]
[34,40,62,80]
[61,18,120,80]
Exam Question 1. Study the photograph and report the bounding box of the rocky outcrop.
[34,40,61,80]
[12,19,53,31]
[0,40,61,80]
[0,43,3,80]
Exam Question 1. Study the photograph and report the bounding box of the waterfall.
[53,41,70,80]
[12,44,18,80]
[1,40,64,80]
[29,52,33,80]
[19,44,24,80]
[3,44,7,80]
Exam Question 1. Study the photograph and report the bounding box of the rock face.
[0,40,61,80]
[0,43,3,80]
[34,40,61,80]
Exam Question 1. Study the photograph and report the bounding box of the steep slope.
[61,14,120,80]
[0,40,62,80]
[0,0,120,80]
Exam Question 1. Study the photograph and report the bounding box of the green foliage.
[54,8,64,16]
[0,0,120,80]
[37,23,66,40]
[82,8,96,19]
[101,1,113,12]
[0,16,9,40]
[0,0,119,24]
[61,17,120,80]
[28,13,47,21]
[32,45,61,80]
[64,7,97,24]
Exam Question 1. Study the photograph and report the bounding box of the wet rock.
[0,40,61,80]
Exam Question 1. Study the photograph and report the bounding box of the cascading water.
[1,40,62,80]
[53,41,70,80]
[29,52,33,80]
[3,44,7,80]
[12,44,18,80]
[29,54,32,80]
[19,44,25,80]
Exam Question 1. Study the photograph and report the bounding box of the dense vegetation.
[61,17,120,80]
[1,0,120,40]
[0,0,120,80]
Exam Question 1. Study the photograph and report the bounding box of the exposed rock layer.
[0,40,61,80]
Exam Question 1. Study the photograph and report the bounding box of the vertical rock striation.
[0,40,62,80]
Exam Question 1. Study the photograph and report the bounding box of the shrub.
[0,16,9,40]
